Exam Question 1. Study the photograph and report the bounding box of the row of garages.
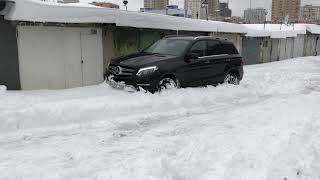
[242,34,320,65]
[0,0,320,90]
[0,20,210,90]
[1,20,320,90]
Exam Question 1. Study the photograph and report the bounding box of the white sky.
[82,0,320,19]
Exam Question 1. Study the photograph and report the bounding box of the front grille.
[109,65,136,76]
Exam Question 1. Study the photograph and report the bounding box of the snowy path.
[1,56,320,180]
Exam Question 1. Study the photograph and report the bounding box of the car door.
[206,40,230,84]
[180,40,214,87]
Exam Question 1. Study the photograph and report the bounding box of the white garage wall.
[17,25,103,90]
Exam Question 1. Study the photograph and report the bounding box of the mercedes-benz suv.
[107,36,244,93]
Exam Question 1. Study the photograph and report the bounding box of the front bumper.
[107,74,159,92]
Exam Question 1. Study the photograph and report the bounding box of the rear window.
[207,40,223,55]
[221,43,239,55]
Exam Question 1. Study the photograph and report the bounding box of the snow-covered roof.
[302,24,320,34]
[2,0,248,34]
[244,24,320,38]
[4,0,117,24]
[244,24,307,38]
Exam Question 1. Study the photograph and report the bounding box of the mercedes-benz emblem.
[114,66,122,75]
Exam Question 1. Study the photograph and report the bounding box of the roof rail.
[164,35,194,38]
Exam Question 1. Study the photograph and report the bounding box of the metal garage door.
[279,39,287,60]
[80,32,104,86]
[17,26,103,90]
[316,36,320,56]
[271,39,280,62]
[0,19,20,90]
[285,38,294,59]
[242,37,262,65]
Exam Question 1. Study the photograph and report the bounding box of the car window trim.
[198,54,229,59]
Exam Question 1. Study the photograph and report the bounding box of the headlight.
[136,66,159,76]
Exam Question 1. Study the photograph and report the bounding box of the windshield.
[144,39,191,56]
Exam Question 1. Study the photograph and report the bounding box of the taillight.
[241,58,245,66]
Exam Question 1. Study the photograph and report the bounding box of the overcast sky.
[82,0,320,19]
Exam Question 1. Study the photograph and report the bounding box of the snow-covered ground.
[1,56,320,180]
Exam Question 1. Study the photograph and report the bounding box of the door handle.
[204,61,211,64]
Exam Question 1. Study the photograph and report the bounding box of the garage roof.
[2,0,248,34]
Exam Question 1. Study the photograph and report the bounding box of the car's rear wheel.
[158,77,180,91]
[224,73,239,85]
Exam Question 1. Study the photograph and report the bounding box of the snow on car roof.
[3,0,248,34]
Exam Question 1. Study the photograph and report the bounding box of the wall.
[0,19,20,90]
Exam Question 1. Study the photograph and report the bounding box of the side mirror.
[185,53,199,62]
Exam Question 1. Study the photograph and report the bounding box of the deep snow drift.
[0,56,320,180]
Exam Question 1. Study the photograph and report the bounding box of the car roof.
[164,35,231,43]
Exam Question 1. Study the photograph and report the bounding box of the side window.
[207,40,223,55]
[190,41,206,57]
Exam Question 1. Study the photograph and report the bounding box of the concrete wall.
[0,19,20,90]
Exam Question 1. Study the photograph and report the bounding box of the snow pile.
[0,85,7,93]
[0,56,320,180]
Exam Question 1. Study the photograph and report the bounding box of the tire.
[224,73,239,85]
[157,77,180,91]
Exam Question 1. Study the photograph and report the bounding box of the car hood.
[112,53,177,68]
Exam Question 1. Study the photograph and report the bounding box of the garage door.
[17,26,103,90]
[81,32,104,86]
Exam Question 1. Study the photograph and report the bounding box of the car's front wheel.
[157,77,180,91]
[224,73,239,85]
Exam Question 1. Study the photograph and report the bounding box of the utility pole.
[264,10,268,30]
[202,0,209,21]
[123,0,128,11]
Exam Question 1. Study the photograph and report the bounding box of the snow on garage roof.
[4,0,117,24]
[244,23,320,38]
[244,24,307,38]
[2,0,248,34]
[303,24,320,34]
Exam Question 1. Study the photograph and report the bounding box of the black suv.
[107,36,244,92]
